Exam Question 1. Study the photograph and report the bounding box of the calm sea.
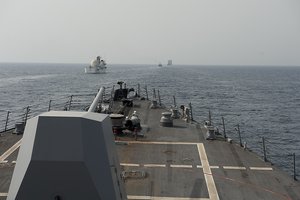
[0,63,299,177]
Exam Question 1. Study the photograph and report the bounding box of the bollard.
[158,90,161,106]
[262,137,267,162]
[153,88,156,99]
[222,116,227,139]
[4,111,10,132]
[160,112,173,127]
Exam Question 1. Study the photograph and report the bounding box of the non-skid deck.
[116,100,300,200]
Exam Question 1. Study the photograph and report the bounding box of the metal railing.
[0,94,95,134]
[1,82,297,181]
[212,114,298,181]
[0,85,117,135]
[138,84,299,181]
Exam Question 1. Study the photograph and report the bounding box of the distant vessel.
[85,56,107,74]
[167,60,172,65]
[158,63,162,67]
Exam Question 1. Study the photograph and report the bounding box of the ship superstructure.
[85,56,107,74]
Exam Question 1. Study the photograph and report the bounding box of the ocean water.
[0,63,299,178]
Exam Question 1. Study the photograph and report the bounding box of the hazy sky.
[0,0,300,65]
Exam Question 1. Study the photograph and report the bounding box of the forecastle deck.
[1,99,300,199]
[115,100,300,200]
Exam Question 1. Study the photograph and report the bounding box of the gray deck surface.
[0,132,21,200]
[1,99,300,199]
[116,100,300,200]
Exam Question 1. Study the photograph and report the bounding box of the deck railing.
[0,83,298,181]
[143,84,298,181]
[1,92,109,133]
[211,114,298,181]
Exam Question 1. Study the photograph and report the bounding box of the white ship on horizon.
[85,56,107,74]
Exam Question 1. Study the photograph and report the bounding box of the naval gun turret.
[7,88,127,200]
